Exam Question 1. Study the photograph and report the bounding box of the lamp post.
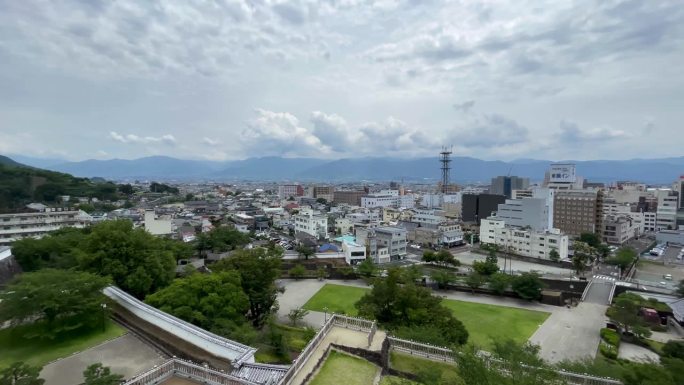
[323,306,328,322]
[101,303,107,332]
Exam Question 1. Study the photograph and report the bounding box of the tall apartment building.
[461,193,506,224]
[293,208,328,239]
[494,198,549,231]
[0,209,93,245]
[490,176,529,199]
[656,190,679,230]
[278,184,304,199]
[333,190,367,206]
[311,186,334,202]
[480,218,569,260]
[361,190,415,209]
[603,214,640,245]
[356,226,407,261]
[552,190,604,238]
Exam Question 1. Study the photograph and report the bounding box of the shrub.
[600,328,620,348]
[599,342,618,359]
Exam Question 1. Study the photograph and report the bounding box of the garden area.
[308,350,379,385]
[389,351,460,384]
[303,283,550,350]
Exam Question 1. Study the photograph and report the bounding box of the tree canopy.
[0,362,45,385]
[0,269,110,339]
[212,247,283,326]
[511,272,544,300]
[355,268,468,346]
[145,271,250,338]
[605,247,637,271]
[196,226,250,254]
[82,363,124,385]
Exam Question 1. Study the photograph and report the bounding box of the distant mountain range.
[6,154,684,184]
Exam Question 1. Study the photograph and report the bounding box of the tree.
[549,249,560,262]
[355,268,468,346]
[316,197,327,204]
[435,250,460,267]
[431,270,455,289]
[197,226,250,253]
[11,227,85,271]
[0,362,44,385]
[117,184,134,195]
[511,272,543,300]
[338,266,354,280]
[422,250,436,263]
[212,248,282,327]
[402,264,423,284]
[579,232,601,248]
[488,272,510,295]
[473,251,499,276]
[316,266,327,281]
[296,245,315,260]
[606,293,652,338]
[289,264,306,279]
[677,280,684,298]
[287,308,309,327]
[571,241,595,276]
[76,220,177,298]
[357,258,378,278]
[466,272,484,293]
[83,363,124,385]
[0,269,110,339]
[145,271,250,339]
[606,247,637,271]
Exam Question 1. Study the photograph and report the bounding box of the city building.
[553,190,604,238]
[480,218,569,260]
[490,176,529,199]
[356,225,407,261]
[494,198,549,231]
[333,190,367,206]
[341,240,366,265]
[410,222,464,248]
[461,193,506,224]
[361,190,415,209]
[293,208,328,239]
[278,184,304,199]
[311,185,334,202]
[0,208,93,245]
[603,214,640,245]
[544,163,584,190]
[656,190,679,230]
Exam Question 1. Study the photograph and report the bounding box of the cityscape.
[1,1,684,385]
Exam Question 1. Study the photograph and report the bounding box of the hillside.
[0,156,122,213]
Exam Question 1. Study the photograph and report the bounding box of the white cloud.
[202,137,220,146]
[109,131,177,144]
[559,120,629,142]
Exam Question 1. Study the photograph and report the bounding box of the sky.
[0,0,683,162]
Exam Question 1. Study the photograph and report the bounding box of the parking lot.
[634,246,684,291]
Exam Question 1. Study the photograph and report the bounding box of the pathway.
[618,342,660,362]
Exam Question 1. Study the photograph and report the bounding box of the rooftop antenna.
[439,146,452,194]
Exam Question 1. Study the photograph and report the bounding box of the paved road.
[583,281,613,305]
[40,334,166,385]
[529,302,606,363]
[452,251,575,276]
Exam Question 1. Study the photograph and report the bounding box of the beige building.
[603,214,640,245]
[0,209,93,244]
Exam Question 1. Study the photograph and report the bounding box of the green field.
[302,284,550,350]
[390,352,460,384]
[302,284,369,316]
[0,320,127,369]
[309,350,378,385]
[380,375,421,385]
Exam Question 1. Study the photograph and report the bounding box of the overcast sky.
[1,0,682,162]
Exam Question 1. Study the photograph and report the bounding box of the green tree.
[401,264,423,284]
[431,270,455,289]
[316,266,327,280]
[212,248,282,327]
[579,232,601,248]
[287,308,309,327]
[289,264,306,279]
[197,226,250,253]
[549,248,560,262]
[11,227,85,271]
[677,280,684,297]
[662,341,684,359]
[571,241,594,276]
[488,272,510,295]
[511,272,543,300]
[0,269,110,339]
[356,258,377,278]
[82,363,124,385]
[76,220,176,298]
[622,361,675,385]
[422,250,436,263]
[466,272,484,293]
[606,247,637,271]
[338,266,354,280]
[356,268,468,346]
[606,293,652,338]
[0,362,44,385]
[316,197,327,204]
[295,245,315,260]
[117,183,134,195]
[145,271,250,338]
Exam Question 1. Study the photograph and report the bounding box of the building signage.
[549,164,576,183]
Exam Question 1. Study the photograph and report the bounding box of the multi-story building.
[410,222,464,248]
[293,208,328,239]
[512,189,534,199]
[494,198,549,231]
[544,163,584,190]
[656,190,678,230]
[361,190,415,209]
[278,184,304,199]
[644,211,657,232]
[461,193,506,224]
[603,214,640,245]
[490,176,529,199]
[421,193,461,209]
[311,186,334,202]
[480,218,569,260]
[356,225,407,261]
[333,190,367,206]
[341,240,366,265]
[553,190,604,238]
[0,209,93,245]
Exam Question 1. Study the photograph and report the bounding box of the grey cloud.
[454,113,530,148]
[453,100,475,113]
[109,132,177,145]
[272,2,308,25]
[559,120,628,142]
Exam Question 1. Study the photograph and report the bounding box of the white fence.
[104,286,256,365]
[122,358,260,385]
[387,336,623,385]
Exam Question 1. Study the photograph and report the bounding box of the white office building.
[362,190,415,209]
[356,225,407,261]
[494,198,549,231]
[341,240,366,265]
[0,209,93,245]
[656,191,678,230]
[544,163,585,190]
[293,208,328,239]
[480,218,569,261]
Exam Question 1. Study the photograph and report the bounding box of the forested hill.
[0,155,122,213]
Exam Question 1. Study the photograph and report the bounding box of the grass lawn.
[309,350,378,385]
[390,351,460,384]
[254,324,316,364]
[302,284,368,316]
[441,299,550,350]
[380,375,421,385]
[302,284,550,350]
[0,320,126,369]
